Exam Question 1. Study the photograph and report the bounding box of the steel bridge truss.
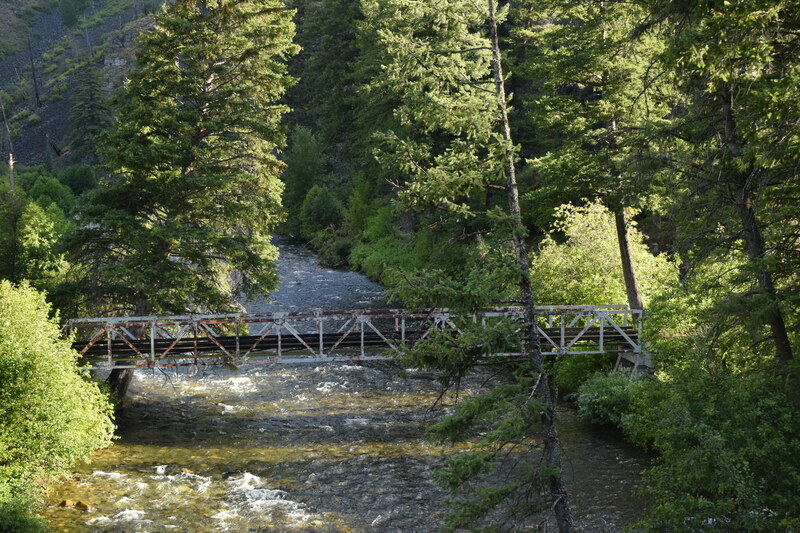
[64,305,646,369]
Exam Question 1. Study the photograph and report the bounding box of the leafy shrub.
[348,206,413,282]
[311,226,355,267]
[299,185,343,238]
[553,351,618,393]
[575,371,642,426]
[626,369,800,531]
[529,202,677,306]
[0,282,114,498]
[57,165,98,196]
[0,495,49,533]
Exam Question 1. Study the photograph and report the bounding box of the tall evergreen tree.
[69,0,298,397]
[518,0,669,311]
[639,0,798,372]
[361,0,574,529]
[67,55,112,164]
[73,0,298,316]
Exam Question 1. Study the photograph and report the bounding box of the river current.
[43,237,648,532]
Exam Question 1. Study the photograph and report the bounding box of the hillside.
[0,0,148,166]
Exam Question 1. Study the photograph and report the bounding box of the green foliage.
[0,281,114,498]
[67,56,111,163]
[24,174,75,214]
[72,0,299,314]
[349,206,411,282]
[519,0,669,214]
[310,226,355,268]
[530,202,677,307]
[623,369,800,531]
[299,184,343,238]
[57,165,98,197]
[426,366,552,532]
[552,352,617,394]
[0,497,49,533]
[575,371,643,427]
[281,126,328,236]
[59,0,89,27]
[0,169,76,296]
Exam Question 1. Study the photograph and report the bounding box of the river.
[42,237,649,532]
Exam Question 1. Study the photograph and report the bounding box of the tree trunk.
[738,198,794,372]
[27,34,41,108]
[1,101,14,189]
[107,298,149,401]
[488,2,575,531]
[8,153,15,192]
[614,208,644,310]
[720,84,793,371]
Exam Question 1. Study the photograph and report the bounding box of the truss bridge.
[65,305,649,370]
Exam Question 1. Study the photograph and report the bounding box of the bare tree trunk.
[1,100,14,193]
[738,198,793,372]
[27,33,41,108]
[614,208,644,310]
[488,2,575,531]
[7,153,14,192]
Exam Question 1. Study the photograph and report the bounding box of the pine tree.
[639,0,798,372]
[67,55,112,164]
[518,0,669,311]
[361,0,574,529]
[71,0,298,315]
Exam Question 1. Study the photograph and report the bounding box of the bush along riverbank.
[0,281,115,532]
[573,335,800,530]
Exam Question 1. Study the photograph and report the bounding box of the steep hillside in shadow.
[0,0,152,166]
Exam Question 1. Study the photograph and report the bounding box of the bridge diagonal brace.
[536,326,560,353]
[200,323,232,358]
[282,322,316,354]
[418,316,444,342]
[159,323,193,360]
[566,315,598,350]
[108,325,146,362]
[243,323,276,358]
[119,326,138,340]
[364,318,399,353]
[567,313,583,328]
[604,314,641,352]
[77,327,108,356]
[329,319,359,354]
[443,318,463,334]
[337,318,354,334]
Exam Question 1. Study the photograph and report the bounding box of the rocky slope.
[0,0,146,167]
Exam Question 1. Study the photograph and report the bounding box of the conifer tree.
[362,0,574,529]
[69,0,298,397]
[638,0,798,372]
[67,55,111,164]
[72,0,298,317]
[518,0,668,311]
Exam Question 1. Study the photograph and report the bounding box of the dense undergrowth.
[0,282,114,532]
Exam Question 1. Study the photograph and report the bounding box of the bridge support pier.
[614,351,653,377]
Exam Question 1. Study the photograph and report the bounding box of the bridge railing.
[63,305,644,369]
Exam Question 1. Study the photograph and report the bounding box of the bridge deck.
[64,306,646,369]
